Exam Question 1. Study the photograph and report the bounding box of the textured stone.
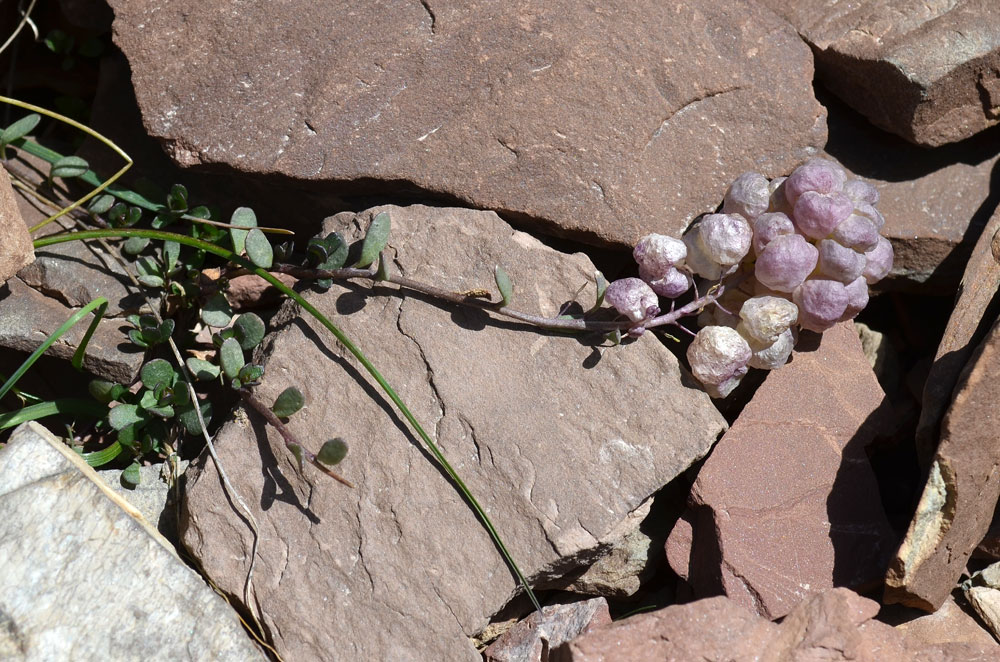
[666,322,895,619]
[886,316,1000,611]
[554,588,998,662]
[483,598,610,662]
[915,206,1000,464]
[0,277,144,383]
[964,562,1000,642]
[109,0,826,247]
[98,460,188,542]
[0,423,265,661]
[0,165,33,283]
[762,0,1000,146]
[181,204,728,661]
[889,595,1000,650]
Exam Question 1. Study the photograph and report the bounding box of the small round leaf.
[0,113,41,145]
[108,404,146,431]
[177,401,213,435]
[186,357,221,381]
[494,265,513,306]
[271,386,304,418]
[233,313,266,350]
[201,293,233,327]
[121,462,142,487]
[356,212,390,268]
[229,207,257,255]
[140,359,176,390]
[245,228,273,268]
[50,155,89,180]
[219,338,245,380]
[317,438,348,466]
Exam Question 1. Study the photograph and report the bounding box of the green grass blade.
[80,440,124,467]
[32,228,541,610]
[0,297,109,402]
[0,398,107,431]
[72,300,109,371]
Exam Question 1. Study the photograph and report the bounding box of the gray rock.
[964,563,1000,642]
[108,0,826,247]
[0,422,266,662]
[98,460,188,542]
[761,0,1000,146]
[483,597,610,662]
[0,166,33,283]
[180,204,728,661]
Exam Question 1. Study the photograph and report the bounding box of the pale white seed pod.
[747,327,797,370]
[682,227,724,280]
[817,239,867,284]
[863,236,894,284]
[737,296,799,346]
[699,213,752,266]
[605,278,659,323]
[722,172,770,221]
[687,326,752,398]
[633,234,687,278]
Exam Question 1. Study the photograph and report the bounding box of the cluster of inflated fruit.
[604,157,893,397]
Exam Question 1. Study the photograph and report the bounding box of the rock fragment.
[108,0,826,246]
[483,597,610,662]
[963,562,1000,642]
[888,595,1000,650]
[0,165,33,283]
[666,322,895,619]
[0,423,265,661]
[885,316,1000,611]
[761,0,1000,146]
[180,204,727,661]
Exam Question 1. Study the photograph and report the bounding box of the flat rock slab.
[889,595,1000,650]
[886,315,1000,611]
[180,205,727,661]
[0,423,265,661]
[483,597,610,662]
[109,0,825,246]
[553,588,998,661]
[666,322,895,619]
[761,0,1000,146]
[0,165,33,282]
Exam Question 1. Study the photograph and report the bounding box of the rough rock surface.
[666,322,895,619]
[109,0,826,246]
[98,460,187,542]
[963,562,1000,641]
[180,205,727,661]
[553,588,998,662]
[915,205,1000,463]
[0,165,33,282]
[483,597,610,662]
[762,0,1000,146]
[887,595,1000,650]
[0,423,265,661]
[886,315,1000,611]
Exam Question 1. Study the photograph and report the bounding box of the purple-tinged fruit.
[633,233,686,278]
[784,158,846,206]
[751,212,795,256]
[841,277,869,321]
[639,264,691,298]
[699,213,752,266]
[687,325,752,398]
[722,172,770,221]
[817,239,866,284]
[754,234,819,293]
[843,179,879,205]
[792,190,854,240]
[831,213,880,252]
[682,227,724,280]
[605,278,659,323]
[793,279,849,332]
[862,236,894,284]
[747,327,796,370]
[737,296,799,345]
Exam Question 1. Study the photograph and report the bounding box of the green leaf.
[186,357,220,381]
[177,401,212,435]
[288,443,304,473]
[245,228,273,268]
[356,212,390,268]
[127,329,149,348]
[151,211,175,230]
[233,313,266,350]
[219,338,245,380]
[122,236,150,255]
[163,241,181,273]
[135,256,164,287]
[140,359,176,390]
[121,463,142,487]
[88,379,118,404]
[167,184,188,212]
[494,265,513,306]
[87,194,116,215]
[308,232,348,270]
[118,424,138,449]
[50,155,89,180]
[317,438,348,466]
[272,386,304,418]
[201,293,233,327]
[375,252,390,281]
[237,364,264,385]
[108,404,146,430]
[594,270,608,309]
[229,207,257,254]
[0,113,40,146]
[81,440,123,467]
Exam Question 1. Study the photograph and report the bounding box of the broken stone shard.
[0,166,33,283]
[181,204,727,661]
[0,422,264,661]
[109,0,825,247]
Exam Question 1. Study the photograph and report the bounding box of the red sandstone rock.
[483,598,610,662]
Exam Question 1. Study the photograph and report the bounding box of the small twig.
[239,388,354,488]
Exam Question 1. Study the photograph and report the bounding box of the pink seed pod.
[605,278,659,323]
[699,213,752,266]
[682,227,724,280]
[633,233,687,278]
[840,277,870,321]
[817,239,867,284]
[752,212,795,256]
[792,190,855,240]
[687,325,752,399]
[831,213,880,252]
[754,234,819,293]
[639,264,691,298]
[793,278,849,332]
[852,202,885,230]
[737,296,799,346]
[722,172,770,221]
[863,236,894,284]
[784,158,847,206]
[842,179,879,205]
